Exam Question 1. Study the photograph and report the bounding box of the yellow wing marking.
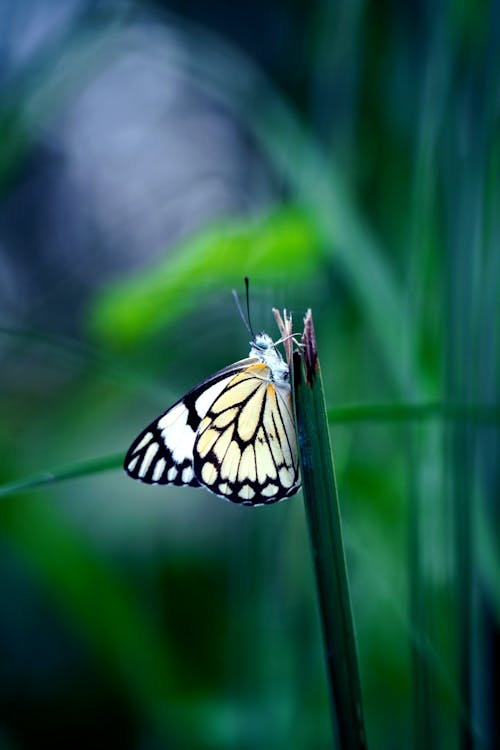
[274,390,297,470]
[193,364,300,503]
[209,377,261,414]
[201,462,218,485]
[196,421,233,461]
[211,407,238,429]
[234,363,267,377]
[238,445,257,483]
[211,424,235,463]
[220,440,242,481]
[255,426,278,483]
[237,385,266,440]
[262,385,291,467]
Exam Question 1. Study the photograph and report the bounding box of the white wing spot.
[279,466,295,488]
[182,466,194,483]
[134,432,153,453]
[238,485,255,501]
[127,456,139,472]
[167,466,177,481]
[156,403,197,464]
[194,378,234,418]
[201,462,217,486]
[169,426,196,464]
[158,403,186,430]
[138,443,158,478]
[152,458,166,482]
[261,484,279,498]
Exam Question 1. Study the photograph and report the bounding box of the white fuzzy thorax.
[249,333,290,386]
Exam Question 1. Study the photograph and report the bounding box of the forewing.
[124,359,257,487]
[193,364,301,505]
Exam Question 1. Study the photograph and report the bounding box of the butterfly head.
[252,332,274,351]
[250,332,289,384]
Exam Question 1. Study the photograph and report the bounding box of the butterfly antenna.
[244,277,256,339]
[232,281,253,337]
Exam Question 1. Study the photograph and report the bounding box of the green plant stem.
[292,314,367,750]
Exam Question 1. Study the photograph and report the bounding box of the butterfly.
[124,325,301,506]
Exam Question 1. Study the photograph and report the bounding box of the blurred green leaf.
[88,205,322,349]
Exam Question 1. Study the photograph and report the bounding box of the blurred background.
[0,1,498,749]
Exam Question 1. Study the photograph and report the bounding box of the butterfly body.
[124,333,301,506]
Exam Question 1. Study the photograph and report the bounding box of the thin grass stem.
[292,311,367,750]
[0,453,122,499]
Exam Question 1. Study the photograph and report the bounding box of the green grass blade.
[327,402,500,425]
[292,312,367,750]
[0,453,122,499]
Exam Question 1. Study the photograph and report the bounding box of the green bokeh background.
[0,2,498,749]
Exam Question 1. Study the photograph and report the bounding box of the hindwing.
[193,364,300,505]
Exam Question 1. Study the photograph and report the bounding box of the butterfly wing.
[124,358,257,486]
[193,363,301,505]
